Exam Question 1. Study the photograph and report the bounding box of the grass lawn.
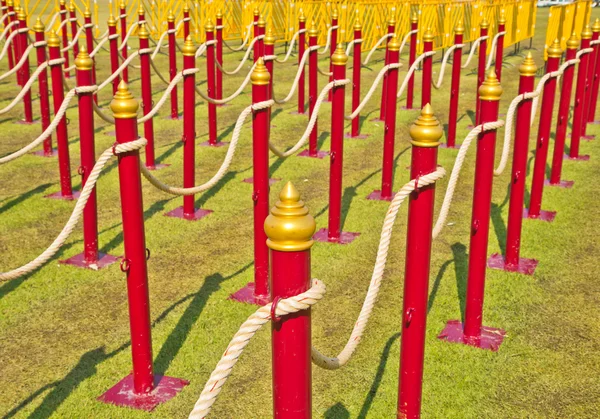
[1,6,600,418]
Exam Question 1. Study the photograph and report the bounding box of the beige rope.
[149,57,170,85]
[196,63,257,105]
[272,46,320,105]
[398,29,418,57]
[223,22,254,52]
[195,40,217,59]
[0,62,49,115]
[461,35,489,68]
[432,44,464,89]
[89,36,109,58]
[44,12,61,31]
[0,28,24,62]
[317,65,332,77]
[119,22,138,51]
[318,25,338,56]
[0,20,17,43]
[275,29,307,63]
[345,38,362,56]
[362,33,394,66]
[397,51,436,98]
[92,101,115,124]
[0,43,34,81]
[60,24,86,53]
[345,63,401,120]
[217,35,264,75]
[97,51,140,92]
[485,31,506,70]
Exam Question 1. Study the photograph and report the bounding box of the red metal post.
[314,46,359,245]
[98,81,188,409]
[256,16,265,62]
[16,9,32,123]
[367,36,400,201]
[527,42,561,222]
[119,0,128,83]
[216,9,223,102]
[327,8,339,102]
[183,3,190,39]
[377,16,395,121]
[421,29,434,108]
[33,19,55,157]
[445,22,464,149]
[202,21,220,147]
[59,0,70,78]
[588,20,600,123]
[68,3,79,60]
[405,13,418,110]
[296,10,306,114]
[4,0,15,72]
[264,28,275,96]
[83,8,97,104]
[10,5,21,86]
[397,104,442,419]
[253,9,260,63]
[139,23,161,170]
[167,11,179,119]
[568,26,592,161]
[495,11,506,81]
[475,20,489,125]
[549,33,578,187]
[488,54,538,275]
[438,69,506,351]
[582,23,598,139]
[347,16,368,139]
[108,14,120,94]
[266,182,315,419]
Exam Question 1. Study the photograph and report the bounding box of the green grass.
[1,6,600,418]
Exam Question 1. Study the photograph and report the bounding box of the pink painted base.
[400,106,416,110]
[45,190,81,200]
[60,252,119,270]
[229,282,270,305]
[581,134,595,141]
[289,111,308,116]
[164,207,213,221]
[16,119,38,125]
[297,149,329,159]
[165,115,183,120]
[242,177,280,185]
[487,253,538,275]
[345,132,370,139]
[32,148,58,157]
[523,207,556,222]
[544,179,574,188]
[146,163,170,171]
[313,228,360,244]
[440,143,461,149]
[369,117,384,123]
[589,120,600,124]
[564,153,590,161]
[437,320,506,352]
[366,190,393,201]
[199,141,228,147]
[104,130,116,137]
[98,374,189,411]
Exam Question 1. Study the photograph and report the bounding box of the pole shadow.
[194,170,237,209]
[451,242,468,321]
[427,258,454,313]
[325,402,350,419]
[0,183,52,216]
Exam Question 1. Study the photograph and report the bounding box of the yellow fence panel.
[545,0,591,59]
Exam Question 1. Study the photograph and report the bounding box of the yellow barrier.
[545,0,591,59]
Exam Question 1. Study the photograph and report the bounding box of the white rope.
[60,24,86,52]
[151,29,169,60]
[0,28,22,61]
[0,20,17,42]
[272,46,320,105]
[432,44,463,89]
[397,51,436,98]
[363,33,393,66]
[0,62,49,115]
[462,35,489,68]
[223,22,253,52]
[94,28,109,40]
[398,29,418,57]
[0,43,33,81]
[196,62,257,105]
[195,40,217,59]
[89,36,109,57]
[97,51,139,92]
[485,31,505,70]
[345,63,401,120]
[118,22,137,50]
[345,38,362,56]
[92,100,115,124]
[317,65,332,77]
[275,28,306,63]
[137,69,198,123]
[216,35,263,75]
[318,25,338,55]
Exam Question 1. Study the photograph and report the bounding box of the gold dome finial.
[182,35,197,56]
[332,7,338,19]
[480,18,489,29]
[411,12,418,24]
[299,9,305,23]
[265,182,316,252]
[331,44,347,66]
[388,11,396,27]
[253,7,259,17]
[108,13,117,26]
[388,34,401,51]
[167,10,174,22]
[409,104,442,148]
[423,27,434,43]
[567,31,579,49]
[518,51,537,76]
[138,5,144,15]
[354,15,362,31]
[547,39,562,58]
[33,17,44,32]
[216,9,223,19]
[59,0,65,6]
[84,8,91,18]
[582,24,593,39]
[16,7,25,20]
[47,30,60,47]
[308,20,318,37]
[138,22,149,39]
[251,57,270,85]
[257,15,265,28]
[455,20,465,35]
[183,2,189,13]
[68,2,75,12]
[110,81,139,119]
[75,46,93,70]
[479,68,503,101]
[499,9,506,25]
[264,27,276,45]
[205,18,214,32]
[593,18,600,33]
[119,1,125,10]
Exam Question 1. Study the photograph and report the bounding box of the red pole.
[549,33,578,187]
[167,10,179,119]
[139,23,161,170]
[266,182,315,419]
[377,15,395,121]
[46,31,76,200]
[83,8,97,104]
[495,11,506,81]
[405,13,418,110]
[12,5,22,87]
[327,8,339,103]
[183,3,190,39]
[216,9,223,102]
[230,59,271,305]
[588,19,600,124]
[265,28,275,96]
[296,10,306,115]
[445,22,464,149]
[59,0,70,78]
[257,16,265,62]
[438,69,506,351]
[368,36,400,201]
[119,0,128,83]
[397,104,442,419]
[4,0,15,73]
[68,3,79,60]
[33,19,55,157]
[568,26,592,161]
[99,81,188,409]
[201,20,220,147]
[347,15,368,139]
[581,23,598,139]
[165,37,213,221]
[16,9,33,124]
[108,14,120,95]
[475,19,489,125]
[527,42,560,222]
[488,54,538,275]
[253,9,260,63]
[421,28,434,108]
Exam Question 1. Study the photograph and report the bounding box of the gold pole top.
[33,17,45,32]
[331,44,347,66]
[567,31,579,49]
[593,18,600,33]
[253,7,259,17]
[183,3,189,13]
[205,18,215,32]
[499,9,506,25]
[265,182,316,252]
[216,9,223,19]
[16,8,25,20]
[480,18,489,29]
[75,46,93,70]
[138,22,149,39]
[58,0,64,6]
[308,20,318,37]
[167,10,174,23]
[518,51,537,76]
[119,0,125,10]
[388,34,401,51]
[582,24,593,39]
[257,15,265,28]
[108,13,117,26]
[547,39,562,58]
[251,57,270,85]
[299,9,305,23]
[388,13,396,27]
[47,30,60,47]
[455,20,465,35]
[111,81,139,119]
[264,27,276,45]
[68,2,75,12]
[6,0,12,6]
[423,28,434,43]
[479,68,503,101]
[332,7,338,19]
[409,104,442,148]
[182,35,196,56]
[138,5,144,15]
[84,8,91,18]
[354,16,361,31]
[411,12,418,23]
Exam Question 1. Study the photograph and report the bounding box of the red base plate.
[369,117,385,123]
[289,111,308,116]
[164,207,213,221]
[242,177,280,185]
[145,163,170,171]
[400,106,416,110]
[523,207,556,222]
[15,119,38,125]
[297,149,329,159]
[544,179,574,188]
[589,120,600,124]
[440,143,461,149]
[98,374,189,411]
[366,190,394,201]
[564,153,590,161]
[345,132,370,139]
[437,320,506,352]
[581,134,595,141]
[60,252,120,270]
[32,148,58,157]
[45,190,81,200]
[228,282,270,305]
[313,228,360,244]
[487,253,538,275]
[104,130,116,137]
[165,115,183,120]
[199,141,228,147]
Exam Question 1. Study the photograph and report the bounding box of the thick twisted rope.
[119,22,138,50]
[345,63,401,120]
[461,35,489,68]
[397,51,436,98]
[217,35,263,75]
[317,64,332,77]
[89,36,109,57]
[187,279,326,419]
[269,80,350,158]
[432,44,464,89]
[92,101,115,124]
[0,62,49,115]
[149,57,170,85]
[0,12,10,27]
[60,24,86,53]
[97,51,139,91]
[0,28,26,62]
[0,43,34,81]
[195,40,217,59]
[0,138,147,281]
[272,46,320,105]
[196,63,257,105]
[318,25,338,55]
[56,16,70,33]
[44,12,61,30]
[0,19,17,42]
[151,30,169,59]
[275,28,306,63]
[363,33,394,66]
[345,38,363,56]
[398,29,418,56]
[485,31,506,70]
[223,22,254,52]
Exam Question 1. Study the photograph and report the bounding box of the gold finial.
[257,15,265,28]
[182,35,196,56]
[84,8,91,18]
[138,5,144,15]
[16,8,25,20]
[308,20,318,37]
[411,12,418,23]
[547,39,562,58]
[6,0,13,7]
[499,9,506,25]
[47,30,60,47]
[253,7,259,17]
[111,81,139,119]
[167,10,174,23]
[409,104,442,148]
[183,2,189,13]
[119,1,125,10]
[68,2,75,12]
[332,7,338,19]
[108,13,117,26]
[354,16,361,31]
[33,17,44,32]
[388,11,396,27]
[265,182,316,252]
[423,28,434,43]
[567,31,579,49]
[59,0,64,6]
[582,24,593,39]
[518,51,537,76]
[251,57,270,85]
[75,46,93,70]
[264,27,276,45]
[299,9,305,23]
[593,18,600,33]
[331,44,347,66]
[480,18,489,29]
[216,9,223,19]
[479,68,503,101]
[455,20,465,35]
[205,18,214,32]
[138,22,149,39]
[388,34,401,51]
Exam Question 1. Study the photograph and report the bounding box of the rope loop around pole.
[461,35,489,68]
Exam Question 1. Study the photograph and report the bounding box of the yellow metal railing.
[545,0,591,59]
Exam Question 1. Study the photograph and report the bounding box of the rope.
[345,38,362,57]
[363,33,394,66]
[275,28,306,63]
[89,36,109,57]
[0,20,17,43]
[56,16,70,33]
[223,22,253,52]
[272,46,320,105]
[151,30,169,60]
[397,51,436,98]
[216,35,263,75]
[60,24,86,53]
[432,44,463,89]
[195,40,217,59]
[92,101,115,124]
[318,25,338,56]
[149,57,170,85]
[0,43,33,81]
[345,63,401,120]
[119,22,137,51]
[485,31,505,70]
[317,65,332,77]
[139,69,199,123]
[196,62,257,105]
[44,12,60,31]
[97,51,139,92]
[461,35,489,68]
[0,62,49,115]
[0,28,22,62]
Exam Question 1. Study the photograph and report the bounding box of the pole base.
[400,106,415,110]
[15,119,38,125]
[164,206,213,221]
[544,179,574,188]
[32,148,58,157]
[366,190,394,201]
[199,141,228,147]
[45,190,81,200]
[487,253,538,275]
[297,149,329,159]
[242,177,280,185]
[165,115,183,120]
[581,135,595,141]
[564,153,590,161]
[523,207,556,222]
[314,228,360,244]
[345,132,370,139]
[146,163,170,171]
[437,320,506,352]
[228,282,270,305]
[440,143,461,149]
[369,117,384,123]
[104,130,116,137]
[98,374,189,411]
[589,120,600,124]
[60,252,119,270]
[289,111,308,116]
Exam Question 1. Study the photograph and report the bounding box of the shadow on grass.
[452,243,468,321]
[0,183,52,216]
[194,170,237,209]
[326,402,350,419]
